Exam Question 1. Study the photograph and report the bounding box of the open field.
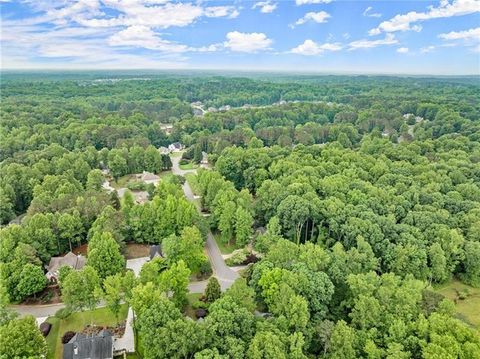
[46,305,129,359]
[434,279,480,329]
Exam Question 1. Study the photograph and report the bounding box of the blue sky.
[1,0,479,74]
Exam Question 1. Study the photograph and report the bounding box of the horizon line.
[1,68,479,77]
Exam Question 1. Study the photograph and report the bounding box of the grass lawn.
[434,279,480,329]
[184,292,202,320]
[158,170,173,181]
[112,174,137,189]
[213,232,237,255]
[179,162,198,170]
[185,173,201,195]
[46,305,129,359]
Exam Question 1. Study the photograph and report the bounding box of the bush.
[195,308,207,319]
[39,322,51,337]
[55,307,72,319]
[62,331,76,344]
[127,181,147,191]
[225,249,248,266]
[205,277,221,303]
[198,260,212,279]
[192,300,207,310]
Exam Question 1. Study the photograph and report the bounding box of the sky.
[1,0,479,75]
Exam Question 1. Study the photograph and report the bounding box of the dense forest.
[0,72,479,359]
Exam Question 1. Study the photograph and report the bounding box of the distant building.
[63,330,113,359]
[168,142,183,152]
[149,244,163,260]
[193,108,204,116]
[138,171,159,185]
[46,252,85,282]
[200,151,208,164]
[159,123,173,135]
[158,146,170,155]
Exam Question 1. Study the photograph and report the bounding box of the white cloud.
[252,1,277,13]
[349,34,398,50]
[295,0,332,5]
[291,39,342,55]
[224,31,272,52]
[293,11,331,27]
[108,25,188,52]
[204,6,239,19]
[421,45,436,53]
[74,1,239,29]
[397,47,409,53]
[363,6,382,18]
[438,27,480,40]
[369,0,480,35]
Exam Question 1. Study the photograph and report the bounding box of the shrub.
[225,249,248,266]
[62,331,76,344]
[55,307,72,319]
[192,300,207,310]
[205,277,221,303]
[198,260,212,279]
[127,181,146,191]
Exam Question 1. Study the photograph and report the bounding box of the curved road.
[11,154,239,317]
[171,153,239,291]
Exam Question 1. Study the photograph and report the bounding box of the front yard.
[46,305,129,359]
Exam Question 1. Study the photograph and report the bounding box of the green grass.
[46,305,129,359]
[213,232,237,255]
[159,171,174,182]
[112,174,137,189]
[434,279,480,329]
[171,151,183,158]
[179,162,198,170]
[184,293,203,319]
[185,173,201,195]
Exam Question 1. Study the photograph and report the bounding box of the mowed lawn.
[434,279,480,329]
[46,304,128,359]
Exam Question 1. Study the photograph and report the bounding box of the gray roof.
[63,330,113,359]
[47,252,85,274]
[150,244,163,259]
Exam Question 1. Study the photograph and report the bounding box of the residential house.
[159,123,173,135]
[63,330,113,359]
[168,142,183,152]
[138,171,160,185]
[158,146,170,155]
[149,244,163,260]
[46,252,85,282]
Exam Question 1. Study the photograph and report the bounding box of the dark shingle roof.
[150,244,163,260]
[63,330,113,359]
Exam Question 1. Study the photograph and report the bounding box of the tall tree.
[87,232,125,279]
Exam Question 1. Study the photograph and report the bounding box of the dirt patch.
[72,244,88,256]
[22,285,61,305]
[125,243,150,259]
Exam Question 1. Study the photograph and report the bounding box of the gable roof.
[150,244,163,259]
[47,252,85,274]
[63,330,113,359]
[140,171,159,181]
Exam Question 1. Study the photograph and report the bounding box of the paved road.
[11,154,238,318]
[171,153,239,291]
